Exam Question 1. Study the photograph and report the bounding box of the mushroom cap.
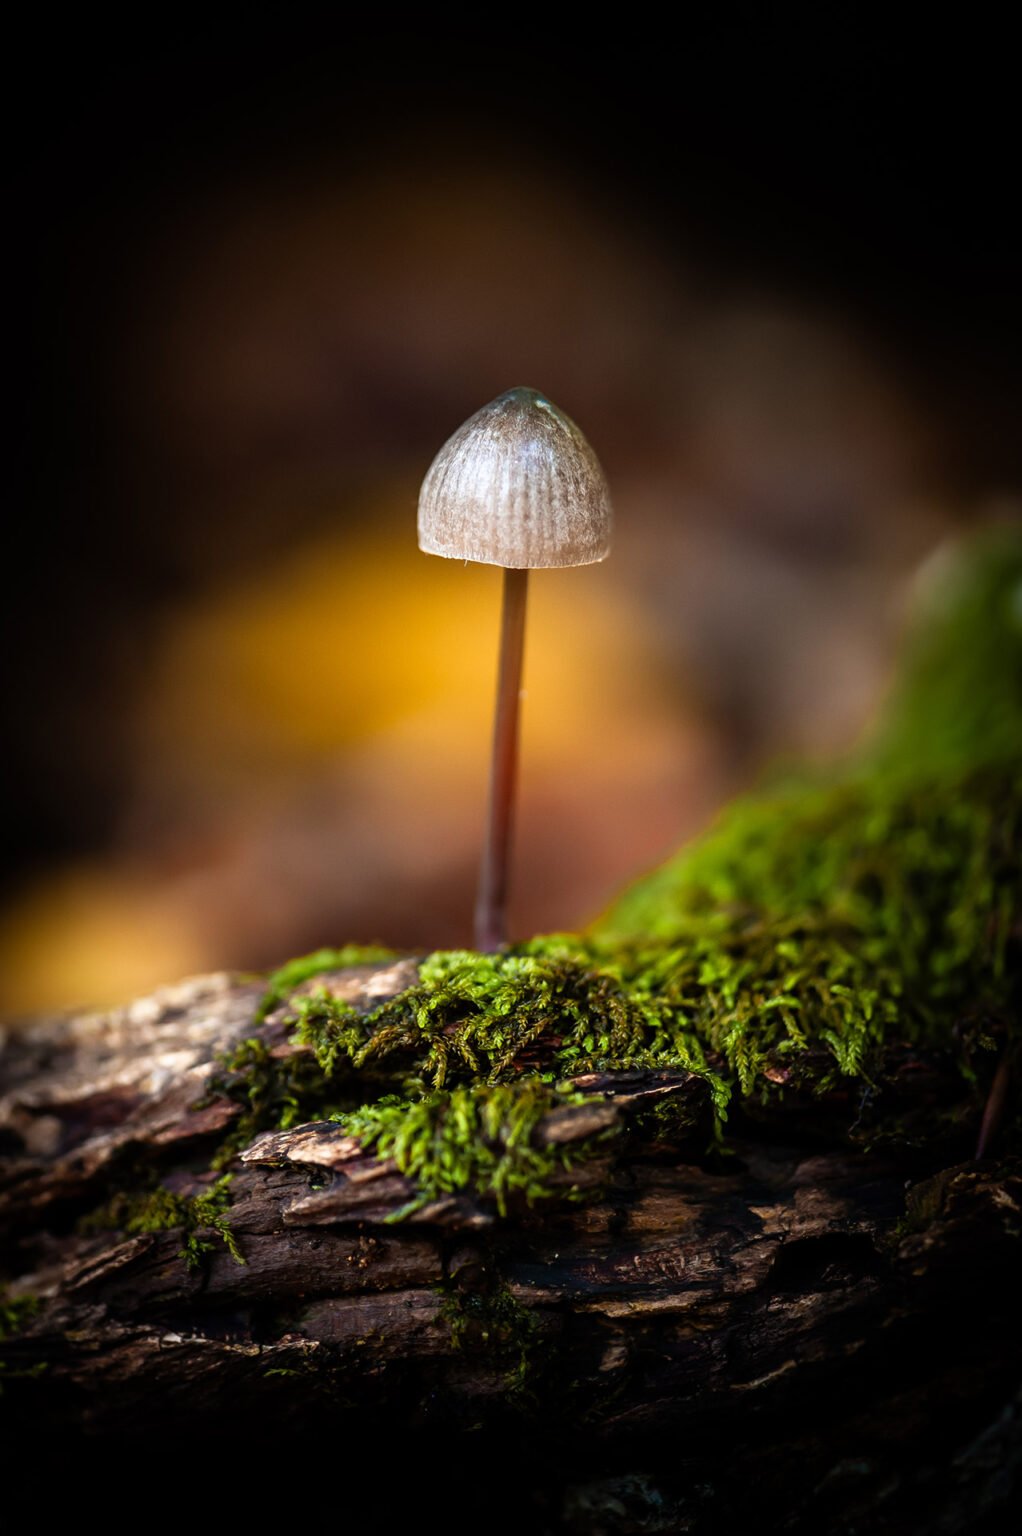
[418,387,612,569]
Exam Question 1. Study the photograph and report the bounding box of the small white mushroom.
[418,387,613,950]
[418,386,612,569]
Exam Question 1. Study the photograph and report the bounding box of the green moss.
[210,943,728,1196]
[81,1174,246,1271]
[291,945,726,1099]
[256,944,398,1021]
[0,1291,38,1341]
[590,531,1021,1095]
[334,1080,617,1219]
[438,1279,543,1396]
[211,531,1020,1213]
[592,769,1018,1094]
[207,1035,353,1169]
[0,1291,45,1396]
[870,526,1022,780]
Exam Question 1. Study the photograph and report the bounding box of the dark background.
[5,21,1019,1012]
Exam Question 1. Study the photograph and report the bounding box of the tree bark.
[1,966,1019,1532]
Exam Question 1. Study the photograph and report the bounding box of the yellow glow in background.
[0,507,713,1014]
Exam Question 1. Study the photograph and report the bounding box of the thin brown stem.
[475,567,529,952]
[975,1048,1012,1159]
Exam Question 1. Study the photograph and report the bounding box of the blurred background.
[4,21,1019,1014]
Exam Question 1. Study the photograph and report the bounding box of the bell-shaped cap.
[418,387,612,569]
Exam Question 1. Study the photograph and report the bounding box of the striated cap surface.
[418,387,613,569]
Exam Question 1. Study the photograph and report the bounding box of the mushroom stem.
[475,567,529,952]
[975,1047,1012,1159]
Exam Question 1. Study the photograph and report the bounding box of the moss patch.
[0,1291,45,1395]
[591,530,1021,1094]
[336,1081,618,1219]
[290,945,726,1099]
[591,769,1017,1094]
[81,1174,246,1270]
[0,1291,39,1341]
[438,1278,544,1397]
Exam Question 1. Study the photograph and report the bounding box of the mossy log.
[3,533,1019,1525]
[2,965,1019,1532]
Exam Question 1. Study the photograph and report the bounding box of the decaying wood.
[1,967,1019,1532]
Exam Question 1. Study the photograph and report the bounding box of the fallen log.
[1,965,1018,1533]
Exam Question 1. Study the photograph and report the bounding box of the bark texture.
[1,967,1019,1532]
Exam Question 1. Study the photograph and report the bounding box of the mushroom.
[418,386,612,951]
